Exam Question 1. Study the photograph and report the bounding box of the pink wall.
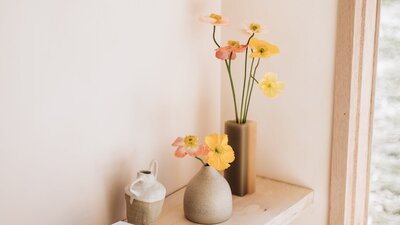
[220,1,337,225]
[0,0,221,224]
[0,0,339,224]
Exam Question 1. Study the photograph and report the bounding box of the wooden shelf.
[157,176,313,225]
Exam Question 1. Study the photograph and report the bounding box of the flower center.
[209,13,222,22]
[184,135,198,148]
[228,40,240,48]
[249,23,261,33]
[214,147,221,154]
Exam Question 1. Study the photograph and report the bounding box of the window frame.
[329,0,381,225]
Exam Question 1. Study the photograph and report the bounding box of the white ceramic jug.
[125,160,166,225]
[127,160,166,203]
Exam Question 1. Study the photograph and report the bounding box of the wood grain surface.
[157,177,313,225]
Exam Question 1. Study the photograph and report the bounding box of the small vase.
[224,120,256,196]
[125,160,166,225]
[184,166,232,224]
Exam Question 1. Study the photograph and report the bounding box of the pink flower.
[172,135,209,158]
[215,40,247,60]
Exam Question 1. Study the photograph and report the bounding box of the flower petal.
[205,134,220,149]
[215,47,232,60]
[235,45,248,53]
[172,137,183,146]
[174,147,187,158]
[200,14,229,26]
[220,134,229,146]
[230,52,237,60]
[265,72,278,81]
[195,144,210,156]
[221,145,235,164]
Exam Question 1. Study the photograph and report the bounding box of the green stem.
[226,53,239,123]
[212,26,220,48]
[212,25,238,122]
[195,156,206,166]
[239,33,255,124]
[243,57,255,122]
[244,58,261,121]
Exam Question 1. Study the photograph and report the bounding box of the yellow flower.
[205,134,235,171]
[249,38,279,58]
[184,135,198,148]
[259,73,285,98]
[243,21,263,35]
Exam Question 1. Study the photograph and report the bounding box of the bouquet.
[202,13,284,124]
[172,134,234,171]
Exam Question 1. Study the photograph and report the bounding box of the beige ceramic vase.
[184,166,232,224]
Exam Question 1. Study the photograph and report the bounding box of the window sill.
[158,176,313,225]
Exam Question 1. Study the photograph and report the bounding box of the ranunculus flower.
[249,38,279,58]
[201,13,229,26]
[205,134,235,171]
[259,73,285,98]
[215,40,247,60]
[172,135,209,158]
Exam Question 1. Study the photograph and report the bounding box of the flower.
[201,13,229,26]
[205,134,235,171]
[259,73,285,98]
[172,135,209,158]
[203,14,282,123]
[243,21,263,35]
[215,40,247,60]
[249,38,280,58]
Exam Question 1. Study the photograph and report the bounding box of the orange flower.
[201,13,229,26]
[215,40,247,60]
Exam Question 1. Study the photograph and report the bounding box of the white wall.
[221,1,337,225]
[0,1,221,225]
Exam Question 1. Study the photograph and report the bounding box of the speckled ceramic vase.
[183,166,232,224]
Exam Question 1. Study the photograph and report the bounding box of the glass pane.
[368,0,400,224]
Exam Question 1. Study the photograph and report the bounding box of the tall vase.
[224,120,256,196]
[184,166,232,224]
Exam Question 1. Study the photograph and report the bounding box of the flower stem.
[212,26,220,48]
[243,57,255,122]
[212,25,238,122]
[227,53,239,123]
[244,58,261,120]
[195,156,206,166]
[240,33,255,124]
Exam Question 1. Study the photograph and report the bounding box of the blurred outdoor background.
[368,0,400,224]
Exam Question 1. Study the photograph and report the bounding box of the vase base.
[184,215,231,225]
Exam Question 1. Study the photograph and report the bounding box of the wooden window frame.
[329,0,381,225]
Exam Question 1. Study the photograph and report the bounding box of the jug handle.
[149,160,158,179]
[129,178,143,197]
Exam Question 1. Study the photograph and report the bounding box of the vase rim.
[225,120,256,124]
